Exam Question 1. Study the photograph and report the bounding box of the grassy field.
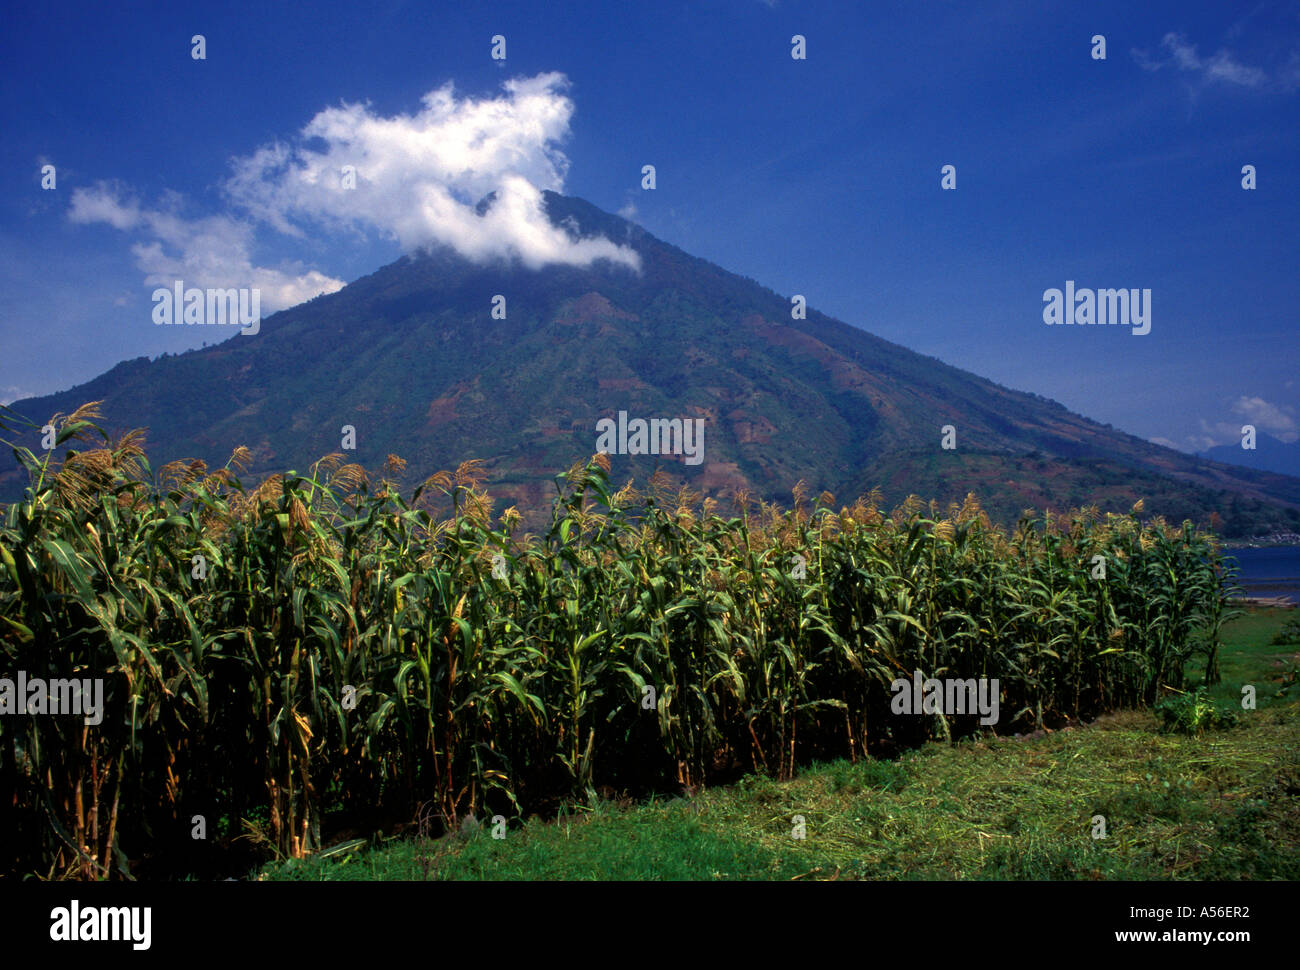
[261,606,1300,881]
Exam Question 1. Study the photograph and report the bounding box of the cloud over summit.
[68,72,639,313]
[226,71,639,270]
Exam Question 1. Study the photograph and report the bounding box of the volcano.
[5,191,1300,538]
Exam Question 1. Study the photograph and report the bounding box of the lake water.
[1224,545,1300,604]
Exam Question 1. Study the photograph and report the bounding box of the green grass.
[1205,606,1298,709]
[261,606,1300,881]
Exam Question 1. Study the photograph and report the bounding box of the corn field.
[0,404,1236,878]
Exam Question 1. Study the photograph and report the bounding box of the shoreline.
[1231,595,1297,608]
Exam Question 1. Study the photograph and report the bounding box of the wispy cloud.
[1231,395,1298,437]
[67,72,640,315]
[1194,395,1299,449]
[69,185,343,312]
[0,385,39,407]
[1132,32,1283,90]
[1148,435,1186,452]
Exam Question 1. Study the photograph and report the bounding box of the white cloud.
[1196,396,1299,447]
[67,72,638,316]
[1281,50,1300,92]
[1231,395,1298,438]
[1133,32,1271,89]
[223,72,640,271]
[0,385,39,406]
[1148,436,1184,451]
[68,184,142,230]
[69,184,343,313]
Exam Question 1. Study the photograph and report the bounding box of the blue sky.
[2,0,1297,453]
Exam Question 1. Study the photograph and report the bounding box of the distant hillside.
[6,191,1300,538]
[1200,431,1300,480]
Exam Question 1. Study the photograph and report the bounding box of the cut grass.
[261,607,1300,881]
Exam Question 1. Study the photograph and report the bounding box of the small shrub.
[1270,616,1300,645]
[1276,662,1298,698]
[1154,687,1239,735]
